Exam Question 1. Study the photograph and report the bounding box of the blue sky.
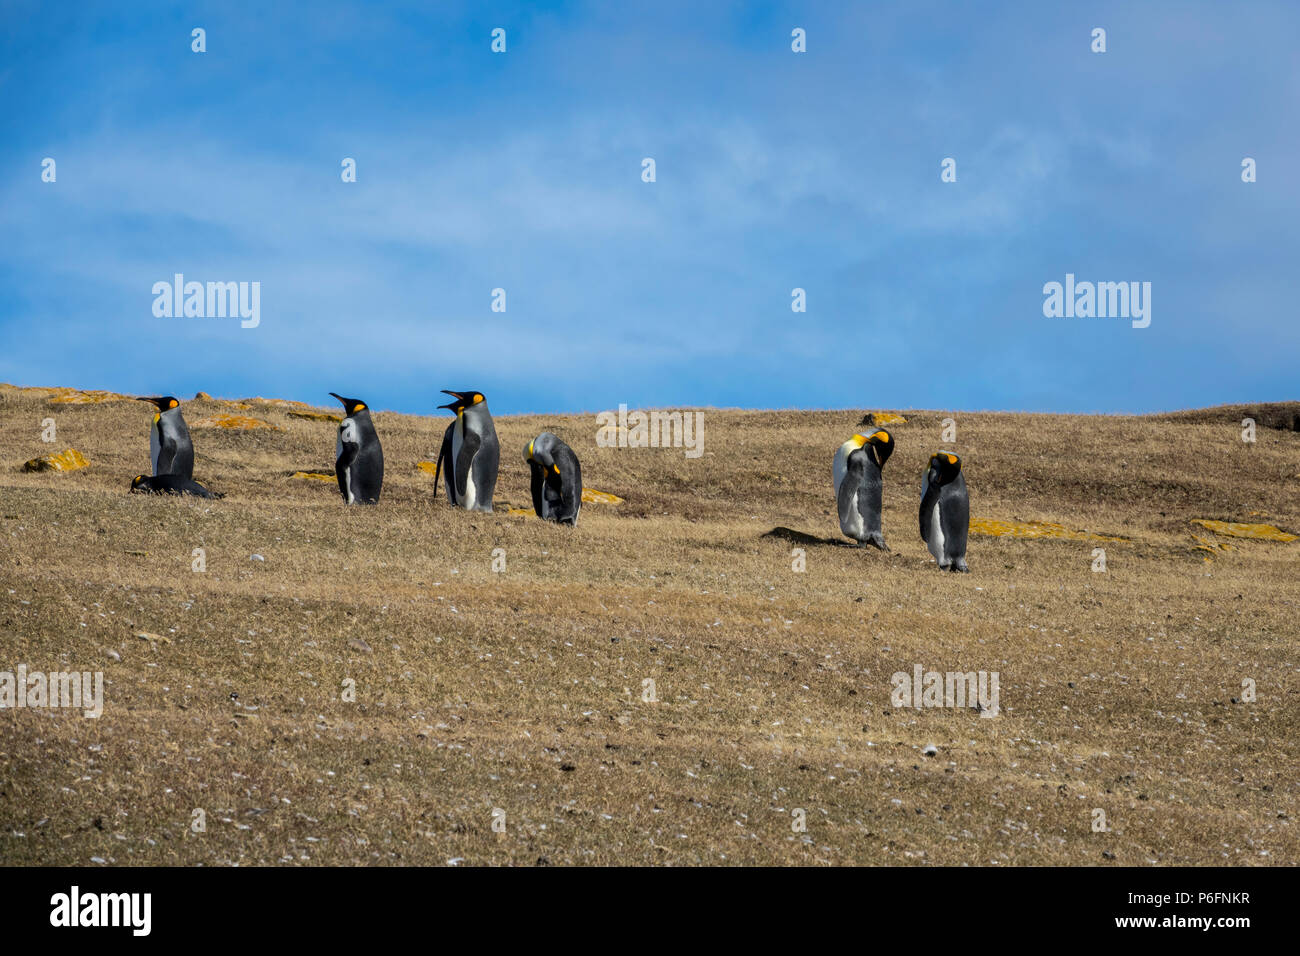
[2,0,1296,415]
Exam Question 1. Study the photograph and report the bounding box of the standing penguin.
[524,432,582,526]
[138,396,194,479]
[329,393,384,505]
[434,390,499,512]
[920,451,970,572]
[832,429,893,549]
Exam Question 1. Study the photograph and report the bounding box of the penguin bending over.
[330,393,384,505]
[832,429,893,549]
[138,396,193,479]
[434,390,499,512]
[130,474,222,499]
[920,451,969,572]
[524,432,582,525]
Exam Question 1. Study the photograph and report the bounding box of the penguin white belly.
[337,426,355,504]
[927,503,946,564]
[462,463,478,510]
[844,489,866,539]
[150,422,161,475]
[832,458,847,496]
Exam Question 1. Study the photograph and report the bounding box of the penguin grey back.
[330,393,384,505]
[524,431,583,526]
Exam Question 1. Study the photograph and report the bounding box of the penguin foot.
[950,562,970,573]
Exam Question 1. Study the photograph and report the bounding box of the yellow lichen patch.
[867,412,908,426]
[240,397,311,409]
[416,461,439,475]
[190,414,280,431]
[1191,534,1233,555]
[47,387,133,404]
[290,471,335,482]
[288,410,343,423]
[0,383,56,397]
[1191,519,1297,542]
[970,517,1125,542]
[582,488,623,504]
[507,507,533,516]
[23,448,90,472]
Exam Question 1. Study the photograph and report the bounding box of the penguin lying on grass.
[524,432,582,525]
[434,390,499,512]
[130,474,223,499]
[329,393,383,505]
[137,396,194,479]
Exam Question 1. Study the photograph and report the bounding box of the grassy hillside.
[1,385,1297,865]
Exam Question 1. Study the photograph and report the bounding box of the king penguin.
[920,451,970,572]
[138,396,194,479]
[130,474,221,499]
[330,393,384,505]
[833,429,893,549]
[434,390,499,512]
[524,432,582,526]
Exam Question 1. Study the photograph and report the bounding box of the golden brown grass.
[1,385,1297,866]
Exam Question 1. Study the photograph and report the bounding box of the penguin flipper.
[920,477,940,541]
[940,477,970,563]
[528,461,547,518]
[853,455,883,536]
[433,421,454,501]
[187,479,218,499]
[156,433,178,475]
[556,447,582,522]
[335,443,357,502]
[560,452,582,525]
[173,419,195,479]
[454,427,481,501]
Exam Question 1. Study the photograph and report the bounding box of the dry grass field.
[1,384,1297,866]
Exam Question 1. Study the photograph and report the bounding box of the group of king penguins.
[833,428,971,572]
[128,390,583,526]
[128,394,968,569]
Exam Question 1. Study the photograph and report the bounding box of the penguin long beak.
[137,397,168,410]
[438,389,467,410]
[329,392,366,413]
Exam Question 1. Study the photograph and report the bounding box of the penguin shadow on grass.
[762,526,878,550]
[762,526,959,570]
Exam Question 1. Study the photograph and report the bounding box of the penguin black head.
[139,396,180,411]
[851,429,893,468]
[928,451,961,485]
[329,393,369,416]
[438,390,486,413]
[130,474,149,492]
